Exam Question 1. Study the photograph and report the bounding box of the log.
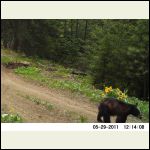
[71,70,87,76]
[5,61,30,69]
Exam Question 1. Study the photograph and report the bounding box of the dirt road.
[1,66,142,123]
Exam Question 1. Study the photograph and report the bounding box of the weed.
[79,115,88,123]
[1,113,23,123]
[22,95,54,111]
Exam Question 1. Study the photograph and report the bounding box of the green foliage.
[103,86,128,101]
[15,66,103,102]
[1,56,13,64]
[15,66,41,76]
[10,55,102,102]
[1,114,23,123]
[92,20,149,100]
[1,50,32,65]
[51,65,72,78]
[47,79,104,102]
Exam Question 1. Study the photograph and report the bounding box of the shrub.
[102,86,128,101]
[1,114,23,123]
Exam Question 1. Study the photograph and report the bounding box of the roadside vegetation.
[1,113,23,123]
[1,49,149,122]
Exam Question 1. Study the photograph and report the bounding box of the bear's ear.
[135,103,138,107]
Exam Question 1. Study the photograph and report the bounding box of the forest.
[1,19,149,101]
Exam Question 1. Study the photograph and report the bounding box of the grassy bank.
[1,49,149,122]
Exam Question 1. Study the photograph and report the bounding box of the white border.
[1,1,149,131]
[1,123,149,131]
[1,1,149,149]
[1,1,149,19]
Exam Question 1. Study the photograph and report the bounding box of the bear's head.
[130,104,142,119]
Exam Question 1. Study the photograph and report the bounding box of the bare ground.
[1,65,142,123]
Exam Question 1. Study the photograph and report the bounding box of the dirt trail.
[1,66,142,123]
[1,66,98,122]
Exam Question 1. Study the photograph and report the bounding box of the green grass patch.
[51,67,71,78]
[1,114,23,123]
[15,66,41,76]
[1,56,14,64]
[1,55,32,66]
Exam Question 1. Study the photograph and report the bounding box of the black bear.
[97,98,142,123]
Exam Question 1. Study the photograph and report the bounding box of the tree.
[1,19,149,100]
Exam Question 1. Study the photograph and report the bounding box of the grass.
[1,52,32,65]
[14,66,104,102]
[1,113,23,123]
[1,56,13,64]
[79,115,88,123]
[21,94,54,111]
[15,66,41,76]
[1,49,149,122]
[19,94,88,122]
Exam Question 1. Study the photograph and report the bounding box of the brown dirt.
[1,65,142,123]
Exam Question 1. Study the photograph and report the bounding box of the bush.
[102,86,128,101]
[1,114,23,123]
